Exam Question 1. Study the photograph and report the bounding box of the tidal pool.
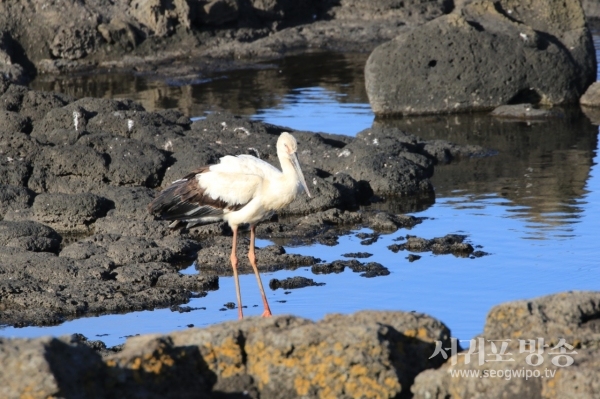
[3,48,599,348]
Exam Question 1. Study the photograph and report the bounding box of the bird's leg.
[230,226,244,319]
[249,225,272,317]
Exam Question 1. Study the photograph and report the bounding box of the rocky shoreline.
[1,0,599,115]
[0,76,597,396]
[1,291,598,398]
[0,76,490,327]
[0,0,451,84]
[0,0,599,397]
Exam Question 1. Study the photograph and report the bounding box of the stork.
[148,132,311,319]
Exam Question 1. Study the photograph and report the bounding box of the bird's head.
[277,132,312,198]
[277,131,298,158]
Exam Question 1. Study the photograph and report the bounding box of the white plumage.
[149,132,311,319]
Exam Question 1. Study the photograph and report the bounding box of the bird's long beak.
[292,153,312,198]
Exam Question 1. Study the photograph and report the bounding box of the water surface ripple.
[4,47,599,348]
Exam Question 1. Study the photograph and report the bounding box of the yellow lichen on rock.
[403,327,433,341]
[18,386,42,399]
[344,365,400,399]
[199,336,245,378]
[245,336,401,398]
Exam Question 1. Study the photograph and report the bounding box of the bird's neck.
[279,154,296,177]
[277,154,300,193]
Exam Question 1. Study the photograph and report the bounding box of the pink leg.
[249,225,272,317]
[230,226,244,319]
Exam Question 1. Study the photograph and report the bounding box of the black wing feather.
[148,167,246,226]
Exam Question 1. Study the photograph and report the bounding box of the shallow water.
[30,51,374,136]
[3,48,599,348]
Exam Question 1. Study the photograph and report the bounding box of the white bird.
[148,132,311,319]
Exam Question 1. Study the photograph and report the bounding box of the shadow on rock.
[0,311,453,399]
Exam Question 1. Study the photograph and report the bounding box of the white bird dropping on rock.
[127,119,134,132]
[73,111,80,131]
[338,149,351,157]
[234,127,250,136]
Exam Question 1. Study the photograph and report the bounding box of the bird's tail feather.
[148,179,225,226]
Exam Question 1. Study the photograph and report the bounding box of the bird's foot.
[261,309,272,318]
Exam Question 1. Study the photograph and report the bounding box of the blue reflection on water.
[2,50,600,349]
[253,87,374,136]
[3,152,598,348]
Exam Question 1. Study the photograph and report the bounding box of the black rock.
[269,276,325,290]
[341,252,373,259]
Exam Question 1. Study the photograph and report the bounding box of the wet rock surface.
[0,80,487,327]
[490,104,565,120]
[0,243,218,326]
[312,259,390,278]
[407,254,421,262]
[255,208,424,247]
[388,234,481,257]
[194,237,320,275]
[0,2,595,396]
[268,276,325,290]
[341,252,372,258]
